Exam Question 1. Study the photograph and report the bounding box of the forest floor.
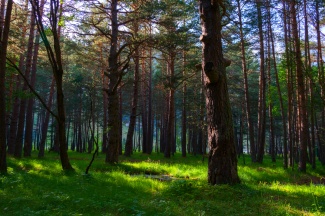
[0,151,325,216]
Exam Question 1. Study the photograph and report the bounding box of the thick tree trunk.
[199,0,240,185]
[0,0,14,173]
[290,0,308,172]
[105,0,120,163]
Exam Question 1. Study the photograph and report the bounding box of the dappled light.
[1,152,324,215]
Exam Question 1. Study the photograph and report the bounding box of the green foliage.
[1,152,324,215]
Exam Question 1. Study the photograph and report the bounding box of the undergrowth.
[0,151,324,215]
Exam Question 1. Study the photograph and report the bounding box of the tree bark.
[0,0,14,173]
[236,0,256,162]
[256,0,267,163]
[31,0,73,170]
[105,0,120,163]
[290,0,308,172]
[38,78,55,157]
[181,50,187,157]
[24,11,37,157]
[199,0,240,184]
[125,46,139,157]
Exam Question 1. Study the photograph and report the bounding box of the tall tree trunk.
[14,1,31,158]
[105,0,120,164]
[147,42,153,154]
[38,78,55,157]
[304,0,316,169]
[23,11,37,157]
[165,52,176,158]
[31,0,73,170]
[199,0,240,184]
[181,50,187,157]
[290,0,308,172]
[282,0,291,169]
[141,52,148,153]
[269,8,287,166]
[125,46,139,157]
[315,0,325,166]
[0,0,14,173]
[237,0,256,162]
[256,0,267,163]
[266,2,275,163]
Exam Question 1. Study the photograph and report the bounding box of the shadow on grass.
[1,153,325,216]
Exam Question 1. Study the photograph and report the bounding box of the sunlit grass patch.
[1,152,324,215]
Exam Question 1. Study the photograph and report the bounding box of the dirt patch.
[294,175,325,185]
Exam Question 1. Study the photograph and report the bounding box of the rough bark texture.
[105,0,120,164]
[199,0,240,185]
[290,0,308,172]
[0,0,13,173]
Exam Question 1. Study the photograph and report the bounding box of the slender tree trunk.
[304,0,316,169]
[141,52,148,153]
[14,1,31,158]
[181,51,187,157]
[147,42,153,154]
[199,0,240,184]
[24,11,37,157]
[165,52,175,158]
[7,75,21,155]
[256,0,267,163]
[282,0,291,169]
[38,78,55,157]
[237,0,256,162]
[315,0,325,166]
[125,46,139,156]
[266,4,275,163]
[31,0,73,170]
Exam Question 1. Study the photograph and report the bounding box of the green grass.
[0,152,324,216]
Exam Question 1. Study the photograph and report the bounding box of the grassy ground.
[0,151,324,216]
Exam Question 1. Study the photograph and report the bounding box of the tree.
[255,0,267,163]
[0,0,14,174]
[198,0,240,184]
[290,0,308,172]
[236,0,256,162]
[30,0,73,170]
[105,0,125,163]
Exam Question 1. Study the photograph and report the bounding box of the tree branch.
[6,57,59,120]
